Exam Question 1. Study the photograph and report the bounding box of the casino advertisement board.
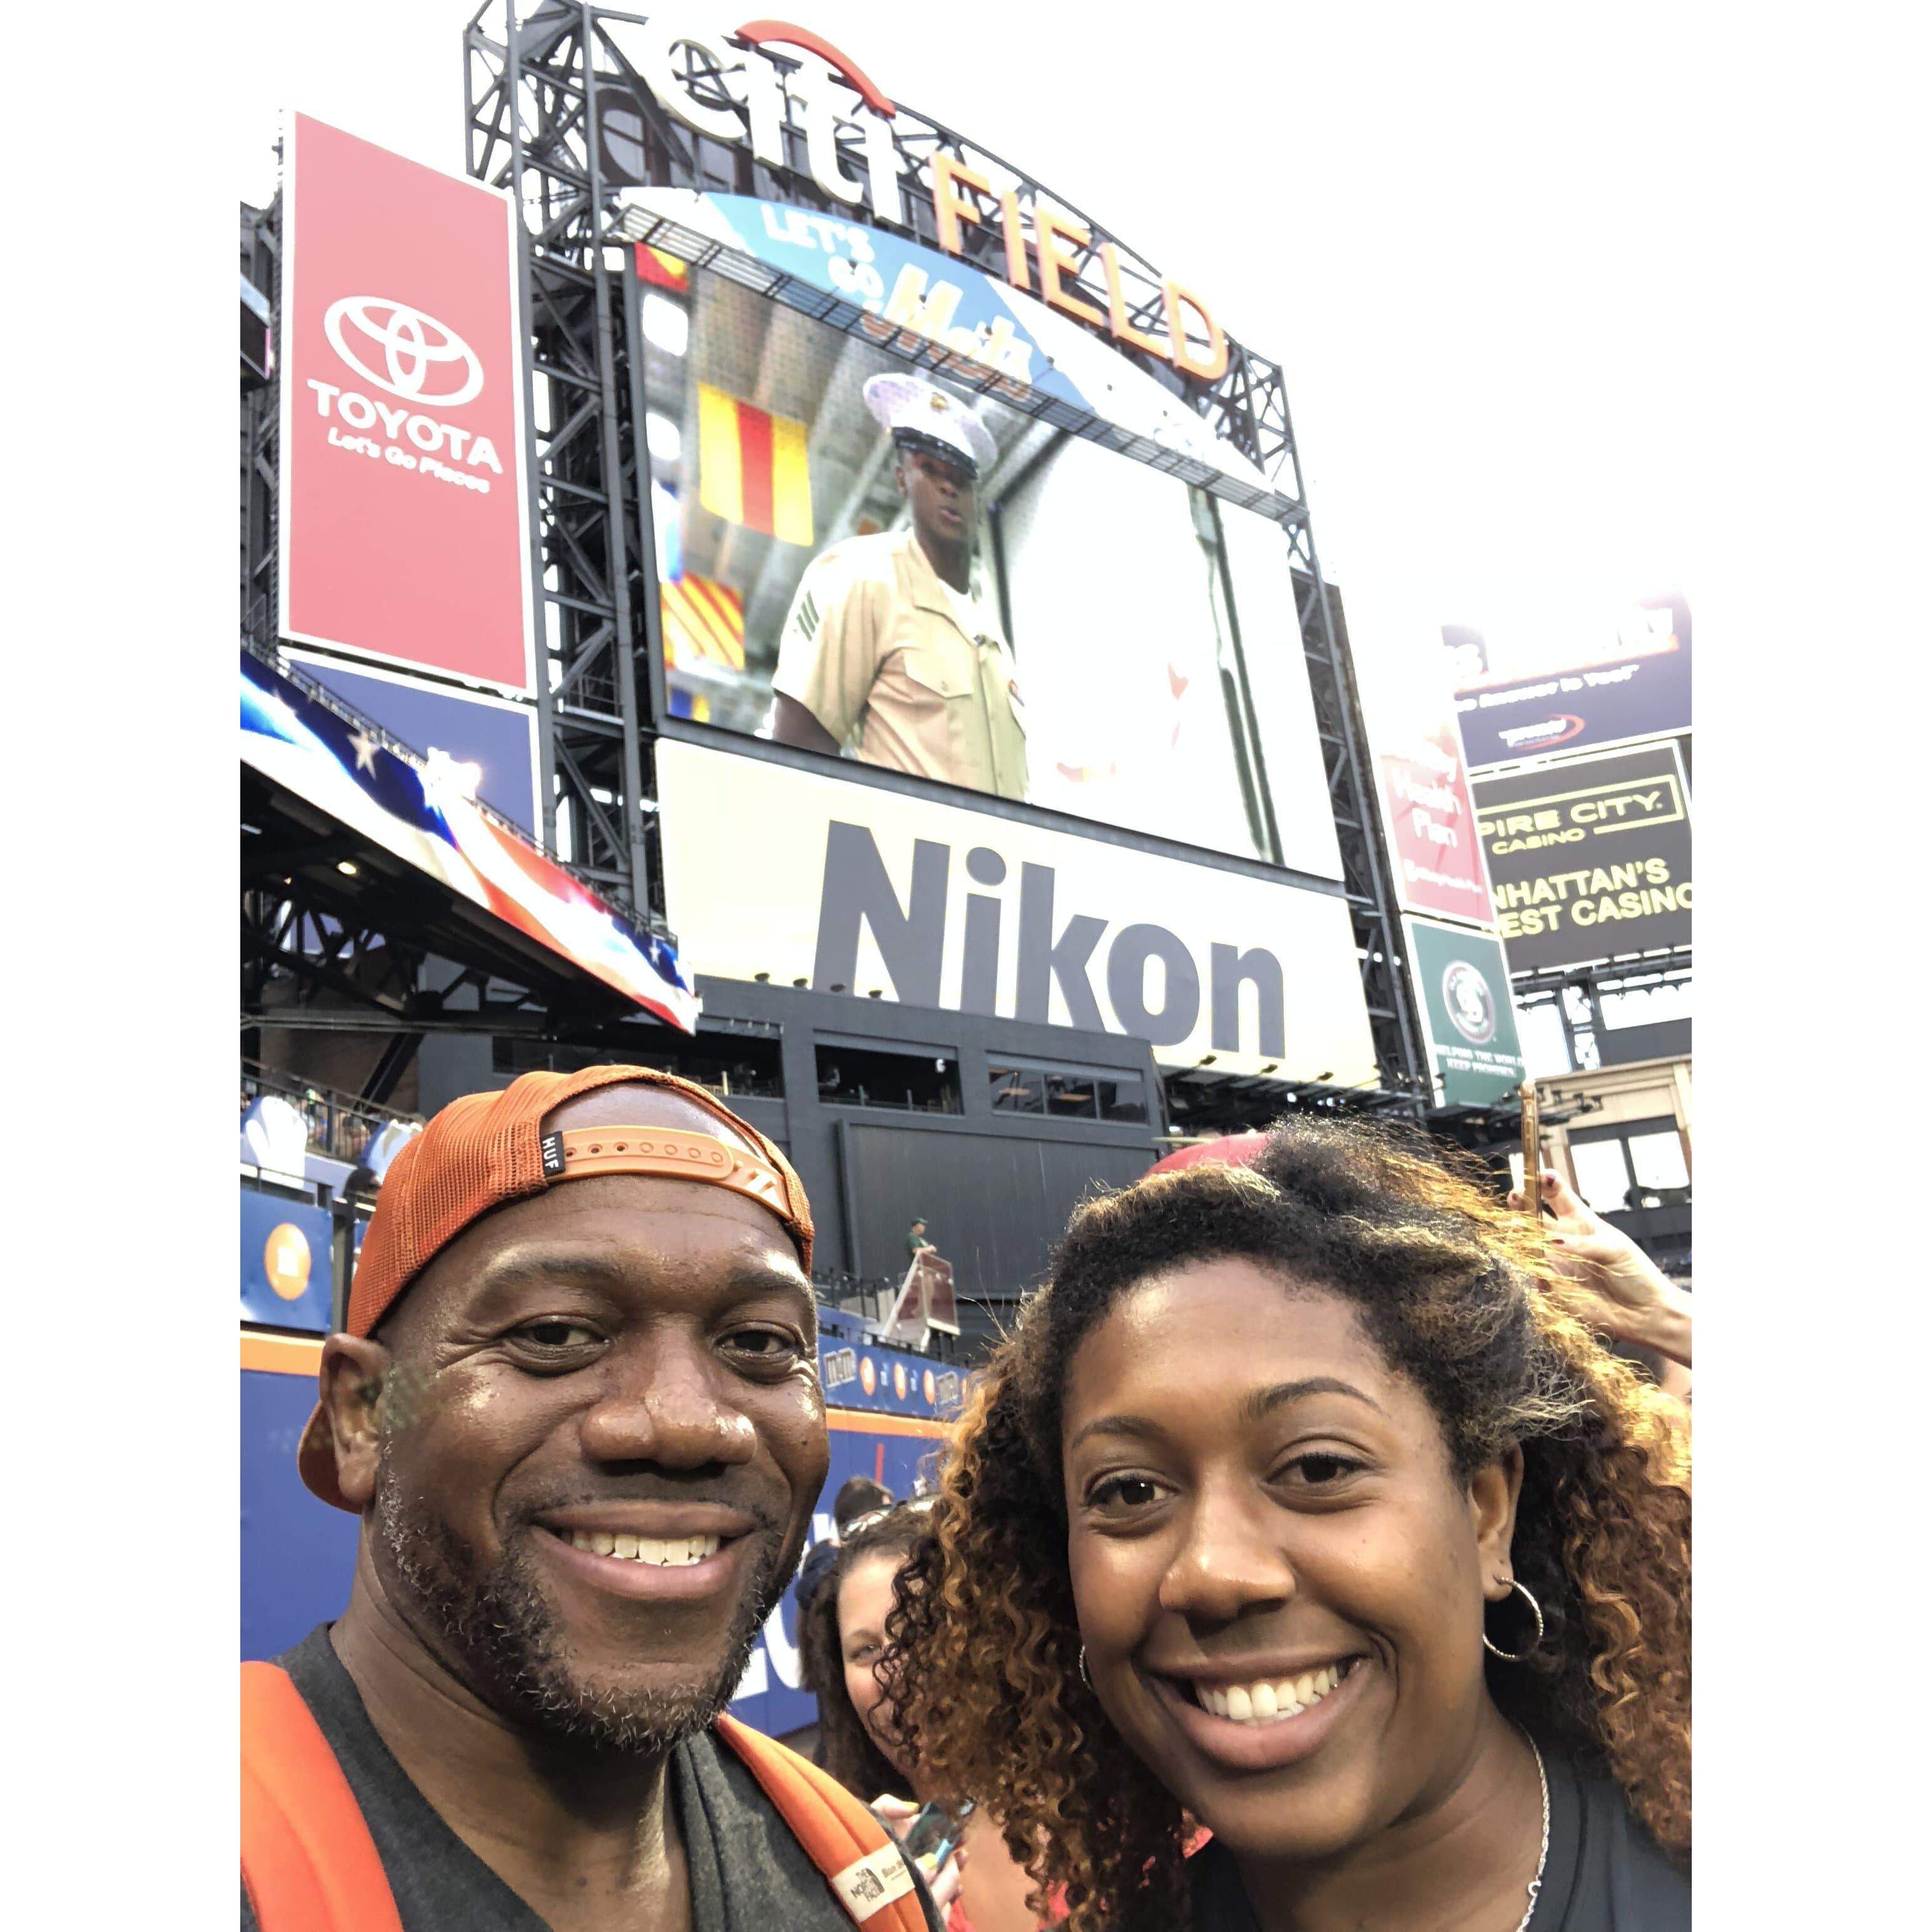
[1473,741,1693,973]
[278,114,535,693]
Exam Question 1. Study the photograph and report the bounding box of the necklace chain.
[1510,1733,1551,1932]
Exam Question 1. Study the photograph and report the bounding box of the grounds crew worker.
[770,372,1027,802]
[240,1065,941,1932]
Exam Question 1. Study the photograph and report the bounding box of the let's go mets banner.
[278,114,534,693]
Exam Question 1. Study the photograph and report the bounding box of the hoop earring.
[1078,1644,1092,1690]
[1482,1577,1545,1662]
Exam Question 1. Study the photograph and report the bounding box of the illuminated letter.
[1034,206,1106,328]
[1099,243,1169,357]
[931,152,991,258]
[1163,278,1229,382]
[604,17,742,142]
[999,191,1029,291]
[882,265,963,342]
[813,822,948,1004]
[861,111,903,225]
[739,50,787,165]
[792,68,864,205]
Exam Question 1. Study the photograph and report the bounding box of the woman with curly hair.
[883,1118,1690,1931]
[798,1505,1045,1931]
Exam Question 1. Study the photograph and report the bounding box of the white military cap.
[862,371,997,480]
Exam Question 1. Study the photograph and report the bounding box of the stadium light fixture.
[336,860,358,877]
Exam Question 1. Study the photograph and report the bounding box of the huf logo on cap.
[541,1131,567,1177]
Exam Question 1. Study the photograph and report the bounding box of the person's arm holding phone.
[1510,1167,1693,1369]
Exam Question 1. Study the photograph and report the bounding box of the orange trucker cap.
[297,1064,814,1508]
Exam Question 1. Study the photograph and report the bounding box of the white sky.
[240,0,1692,661]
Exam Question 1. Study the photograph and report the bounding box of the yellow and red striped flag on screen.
[661,573,746,672]
[635,244,689,292]
[698,384,813,546]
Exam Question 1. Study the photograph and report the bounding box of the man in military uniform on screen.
[768,372,1029,801]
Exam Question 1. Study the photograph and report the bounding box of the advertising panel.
[619,186,1270,496]
[817,1336,965,1420]
[1342,577,1498,929]
[288,653,540,838]
[278,113,534,693]
[1377,720,1495,927]
[1473,742,1693,973]
[239,1191,333,1333]
[634,243,1343,880]
[243,651,698,1029]
[653,740,1377,1087]
[1446,593,1692,770]
[1402,920,1527,1107]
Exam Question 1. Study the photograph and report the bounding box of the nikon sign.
[653,743,1376,1084]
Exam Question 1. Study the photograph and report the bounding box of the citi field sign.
[599,16,1229,384]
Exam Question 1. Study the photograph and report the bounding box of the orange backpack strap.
[241,1662,405,1932]
[714,1715,932,1932]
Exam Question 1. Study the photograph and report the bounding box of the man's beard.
[374,1459,789,1757]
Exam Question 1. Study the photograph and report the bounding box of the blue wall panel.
[241,1366,363,1661]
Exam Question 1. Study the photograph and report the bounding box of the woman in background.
[885,1119,1690,1931]
[799,1508,1044,1932]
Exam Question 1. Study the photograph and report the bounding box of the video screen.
[636,263,1330,870]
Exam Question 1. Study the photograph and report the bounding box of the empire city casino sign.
[600,16,1229,385]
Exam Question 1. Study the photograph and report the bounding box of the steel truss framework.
[1510,948,1694,1075]
[241,203,278,653]
[449,2,1424,1101]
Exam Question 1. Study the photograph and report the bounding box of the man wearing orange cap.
[241,1065,939,1932]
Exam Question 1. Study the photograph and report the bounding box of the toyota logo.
[323,296,484,405]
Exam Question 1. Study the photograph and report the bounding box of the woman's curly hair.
[883,1117,1690,1931]
[797,1508,935,1804]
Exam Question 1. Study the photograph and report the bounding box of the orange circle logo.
[264,1223,313,1301]
[892,1363,908,1401]
[922,1369,937,1405]
[859,1356,877,1395]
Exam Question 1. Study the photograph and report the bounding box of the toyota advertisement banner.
[278,114,534,693]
